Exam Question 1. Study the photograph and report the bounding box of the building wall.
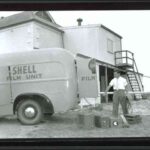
[0,22,64,54]
[99,27,122,65]
[63,25,122,65]
[33,22,64,49]
[63,26,99,58]
[0,22,34,54]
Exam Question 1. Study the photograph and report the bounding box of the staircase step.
[132,84,140,86]
[127,73,135,75]
[132,88,140,90]
[131,83,139,85]
[127,74,135,76]
[130,81,138,83]
[133,89,141,91]
[128,75,136,77]
[128,77,136,79]
[132,86,140,88]
[128,78,136,80]
[131,82,139,84]
[132,89,141,91]
[130,79,138,81]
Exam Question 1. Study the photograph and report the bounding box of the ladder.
[126,59,143,100]
[127,71,142,100]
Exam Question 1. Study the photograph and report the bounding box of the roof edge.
[101,24,123,39]
[0,18,64,33]
[61,24,123,39]
[33,16,64,32]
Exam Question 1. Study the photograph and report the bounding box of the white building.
[0,11,143,101]
[0,11,64,53]
[62,24,122,65]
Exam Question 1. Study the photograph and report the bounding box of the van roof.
[0,48,75,66]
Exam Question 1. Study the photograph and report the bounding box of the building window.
[107,39,113,53]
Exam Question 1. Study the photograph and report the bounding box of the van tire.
[17,99,43,125]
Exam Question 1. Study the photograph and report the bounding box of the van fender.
[13,93,54,114]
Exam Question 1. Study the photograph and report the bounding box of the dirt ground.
[1,99,150,138]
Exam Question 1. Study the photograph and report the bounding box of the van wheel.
[17,99,43,125]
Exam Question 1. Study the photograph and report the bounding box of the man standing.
[105,69,131,118]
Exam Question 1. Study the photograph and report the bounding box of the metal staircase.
[127,71,142,99]
[115,50,143,100]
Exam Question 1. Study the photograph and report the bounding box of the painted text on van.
[12,65,37,75]
[6,64,43,81]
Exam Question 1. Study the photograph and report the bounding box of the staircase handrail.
[115,50,134,67]
[133,58,144,91]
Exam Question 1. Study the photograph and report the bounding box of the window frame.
[107,38,114,54]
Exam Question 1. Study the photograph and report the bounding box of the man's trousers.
[113,90,128,117]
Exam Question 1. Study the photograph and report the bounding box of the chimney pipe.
[77,18,83,26]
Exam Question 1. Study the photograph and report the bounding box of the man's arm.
[104,85,112,102]
[104,85,112,97]
[105,79,113,95]
[105,85,112,93]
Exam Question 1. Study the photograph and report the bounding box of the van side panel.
[0,49,77,114]
[10,49,77,112]
[0,66,13,116]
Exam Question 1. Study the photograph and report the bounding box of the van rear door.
[76,54,98,98]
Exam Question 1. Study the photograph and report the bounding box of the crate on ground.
[101,117,111,128]
[94,111,114,128]
[124,114,142,124]
[94,111,101,128]
[77,111,95,129]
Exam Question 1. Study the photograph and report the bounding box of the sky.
[0,10,150,91]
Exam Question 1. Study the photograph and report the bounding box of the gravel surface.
[0,99,150,138]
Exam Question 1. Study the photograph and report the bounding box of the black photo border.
[0,0,150,149]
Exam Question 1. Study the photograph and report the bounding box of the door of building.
[99,65,114,103]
